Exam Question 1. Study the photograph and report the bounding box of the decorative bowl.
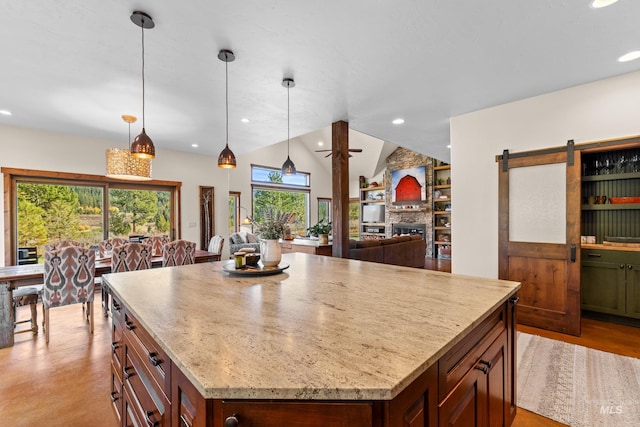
[609,197,640,204]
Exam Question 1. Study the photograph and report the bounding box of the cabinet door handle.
[111,341,119,351]
[113,302,121,312]
[479,359,493,369]
[124,366,134,380]
[179,414,192,427]
[110,391,119,402]
[474,364,488,374]
[621,264,625,269]
[587,253,601,257]
[629,265,633,270]
[146,410,159,427]
[148,352,161,367]
[225,415,239,427]
[125,321,134,330]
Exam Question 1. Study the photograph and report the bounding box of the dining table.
[0,249,218,348]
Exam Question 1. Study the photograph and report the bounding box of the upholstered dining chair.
[42,245,95,343]
[147,235,170,257]
[96,237,128,316]
[111,242,153,272]
[207,235,224,261]
[98,237,128,258]
[162,239,197,267]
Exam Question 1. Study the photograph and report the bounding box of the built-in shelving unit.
[581,149,640,243]
[360,185,386,239]
[433,162,451,259]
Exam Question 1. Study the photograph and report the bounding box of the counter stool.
[13,285,43,335]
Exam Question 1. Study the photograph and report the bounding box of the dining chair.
[97,237,128,316]
[98,237,128,258]
[12,285,44,335]
[147,235,170,257]
[101,242,153,316]
[111,242,153,272]
[162,239,197,267]
[42,245,95,343]
[207,235,224,261]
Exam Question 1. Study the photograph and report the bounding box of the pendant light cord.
[226,54,229,147]
[141,18,146,129]
[287,83,290,156]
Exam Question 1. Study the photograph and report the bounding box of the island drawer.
[437,303,506,402]
[123,347,171,427]
[219,401,374,427]
[123,311,171,397]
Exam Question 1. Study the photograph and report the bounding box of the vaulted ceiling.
[2,1,640,165]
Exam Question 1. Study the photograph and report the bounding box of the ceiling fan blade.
[348,149,363,152]
[324,153,332,158]
[315,149,332,152]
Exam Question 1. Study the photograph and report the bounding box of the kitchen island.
[103,253,520,426]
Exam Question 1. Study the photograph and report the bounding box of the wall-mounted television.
[362,204,385,223]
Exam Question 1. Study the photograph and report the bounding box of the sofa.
[349,234,426,268]
[229,231,261,255]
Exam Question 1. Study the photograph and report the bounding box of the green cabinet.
[581,248,640,319]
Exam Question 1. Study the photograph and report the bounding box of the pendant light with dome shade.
[105,114,152,181]
[218,49,237,168]
[130,11,156,159]
[281,77,296,176]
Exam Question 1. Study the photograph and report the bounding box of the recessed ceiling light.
[447,144,451,149]
[317,141,323,147]
[241,118,249,123]
[618,51,640,62]
[392,118,405,125]
[0,109,12,116]
[591,0,618,8]
[191,143,199,148]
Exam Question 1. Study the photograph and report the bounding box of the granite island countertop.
[103,253,520,401]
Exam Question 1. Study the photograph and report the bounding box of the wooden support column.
[331,121,350,258]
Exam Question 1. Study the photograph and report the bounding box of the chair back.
[44,240,85,252]
[111,242,153,272]
[162,240,197,267]
[147,235,170,256]
[43,246,95,309]
[99,237,128,258]
[208,235,224,254]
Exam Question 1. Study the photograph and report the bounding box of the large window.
[4,168,181,265]
[251,165,309,236]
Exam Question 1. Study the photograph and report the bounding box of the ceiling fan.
[315,148,363,158]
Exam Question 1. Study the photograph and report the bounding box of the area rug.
[517,332,640,426]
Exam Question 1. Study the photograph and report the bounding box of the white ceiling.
[2,0,640,165]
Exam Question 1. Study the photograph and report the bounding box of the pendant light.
[105,115,152,181]
[218,49,237,168]
[281,77,296,176]
[130,11,156,159]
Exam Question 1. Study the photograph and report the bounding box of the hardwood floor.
[2,294,639,426]
[0,300,117,426]
[424,256,451,273]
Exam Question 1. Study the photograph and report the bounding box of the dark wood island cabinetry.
[103,254,520,427]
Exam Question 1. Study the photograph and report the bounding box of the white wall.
[451,70,640,279]
[0,124,333,265]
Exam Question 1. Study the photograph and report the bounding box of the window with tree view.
[6,169,179,265]
[251,165,309,236]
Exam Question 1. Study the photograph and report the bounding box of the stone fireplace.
[384,147,435,257]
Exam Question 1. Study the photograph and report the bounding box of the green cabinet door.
[581,261,626,315]
[625,263,640,319]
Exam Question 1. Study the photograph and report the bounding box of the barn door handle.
[570,244,576,263]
